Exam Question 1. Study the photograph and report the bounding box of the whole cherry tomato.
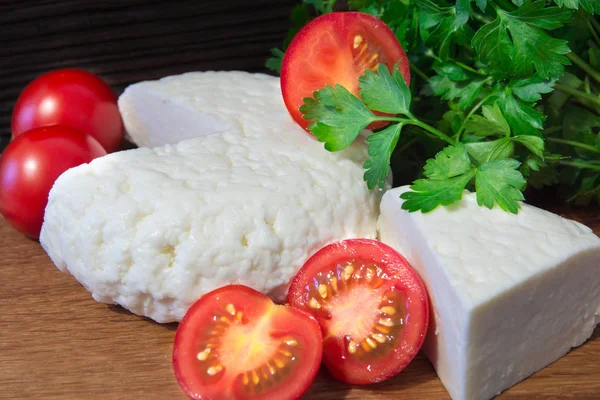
[0,125,106,238]
[11,69,123,153]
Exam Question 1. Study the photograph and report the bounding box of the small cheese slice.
[377,186,600,400]
[118,71,300,147]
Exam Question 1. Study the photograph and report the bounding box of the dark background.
[0,0,300,152]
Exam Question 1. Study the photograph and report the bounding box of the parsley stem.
[454,90,495,141]
[543,126,562,135]
[425,50,485,76]
[554,83,600,107]
[591,17,600,38]
[410,64,430,81]
[454,62,486,76]
[396,136,420,154]
[370,117,455,145]
[586,19,600,46]
[547,138,600,155]
[566,53,600,85]
[406,115,455,145]
[557,160,600,171]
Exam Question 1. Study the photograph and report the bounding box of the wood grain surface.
[0,208,599,400]
[1,1,600,399]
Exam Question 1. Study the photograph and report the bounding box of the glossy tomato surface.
[281,12,410,130]
[287,239,429,385]
[173,285,323,400]
[11,69,123,153]
[0,126,106,238]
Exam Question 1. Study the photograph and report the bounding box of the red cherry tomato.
[281,12,411,131]
[173,285,323,400]
[286,239,429,385]
[0,126,106,238]
[11,69,124,153]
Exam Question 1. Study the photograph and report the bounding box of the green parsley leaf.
[513,135,545,158]
[423,142,474,179]
[363,123,403,189]
[472,1,572,79]
[358,63,411,115]
[401,143,527,214]
[554,0,600,14]
[465,104,511,137]
[303,0,336,13]
[526,162,559,188]
[475,159,526,214]
[416,0,471,59]
[428,63,486,110]
[400,143,477,213]
[510,1,573,30]
[512,76,556,102]
[489,90,545,137]
[466,137,515,165]
[265,48,285,73]
[567,171,600,205]
[476,0,487,12]
[300,84,374,151]
[401,172,476,213]
[466,135,544,166]
[561,107,600,157]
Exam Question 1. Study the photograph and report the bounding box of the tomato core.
[173,285,322,400]
[287,239,429,385]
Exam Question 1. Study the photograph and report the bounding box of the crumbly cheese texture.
[378,186,600,400]
[40,133,383,323]
[118,71,300,147]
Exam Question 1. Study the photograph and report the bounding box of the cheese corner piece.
[118,71,291,147]
[40,134,382,324]
[377,186,600,400]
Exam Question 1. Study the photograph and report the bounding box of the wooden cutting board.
[1,207,599,400]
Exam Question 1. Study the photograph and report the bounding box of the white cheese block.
[118,71,302,147]
[377,186,600,400]
[40,132,384,323]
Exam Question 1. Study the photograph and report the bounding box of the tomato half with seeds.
[287,239,429,385]
[281,12,410,131]
[173,285,323,400]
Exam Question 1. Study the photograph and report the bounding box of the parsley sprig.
[300,64,530,213]
[270,0,600,211]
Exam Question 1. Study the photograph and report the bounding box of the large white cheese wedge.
[118,71,301,147]
[378,186,600,400]
[40,133,384,323]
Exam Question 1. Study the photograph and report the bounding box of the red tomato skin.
[11,69,124,153]
[286,239,429,385]
[281,12,411,131]
[173,285,323,400]
[0,126,106,238]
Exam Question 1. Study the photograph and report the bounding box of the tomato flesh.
[0,125,106,238]
[11,69,124,153]
[286,239,429,385]
[281,12,411,131]
[173,285,322,400]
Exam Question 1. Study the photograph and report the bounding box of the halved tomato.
[281,12,410,131]
[173,285,322,400]
[286,239,429,385]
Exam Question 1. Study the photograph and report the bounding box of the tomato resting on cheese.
[286,239,429,385]
[281,11,411,131]
[172,285,322,400]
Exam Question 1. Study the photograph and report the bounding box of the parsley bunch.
[268,0,600,213]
